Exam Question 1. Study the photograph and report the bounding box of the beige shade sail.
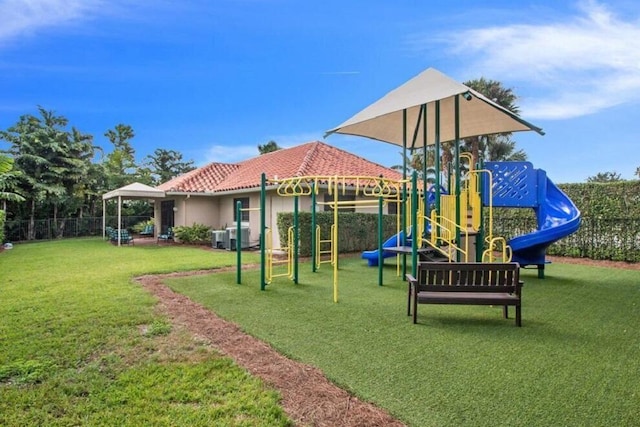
[325,67,544,147]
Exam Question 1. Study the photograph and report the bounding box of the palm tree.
[391,149,437,184]
[462,78,526,165]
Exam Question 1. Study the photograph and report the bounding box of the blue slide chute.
[508,175,581,267]
[361,231,405,267]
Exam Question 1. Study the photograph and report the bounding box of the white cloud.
[0,0,108,43]
[427,1,640,119]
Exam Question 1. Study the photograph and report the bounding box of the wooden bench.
[406,262,522,326]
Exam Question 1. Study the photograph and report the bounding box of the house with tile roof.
[154,141,403,248]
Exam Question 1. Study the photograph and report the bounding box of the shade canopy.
[102,182,165,246]
[325,67,544,148]
[102,182,165,200]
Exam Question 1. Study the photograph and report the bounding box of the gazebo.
[102,182,166,246]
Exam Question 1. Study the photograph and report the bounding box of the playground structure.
[233,67,581,300]
[361,156,581,279]
[325,67,583,281]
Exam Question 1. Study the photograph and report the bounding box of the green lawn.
[2,239,639,426]
[166,257,640,427]
[0,238,291,427]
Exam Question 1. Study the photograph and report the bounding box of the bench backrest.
[415,262,520,294]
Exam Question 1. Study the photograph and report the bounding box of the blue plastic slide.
[361,231,405,267]
[483,161,581,274]
[508,175,581,268]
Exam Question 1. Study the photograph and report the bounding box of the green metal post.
[454,94,461,262]
[422,103,428,238]
[435,100,441,215]
[410,104,424,150]
[236,200,242,284]
[293,195,299,284]
[260,173,266,291]
[378,192,383,286]
[402,109,408,278]
[311,182,317,273]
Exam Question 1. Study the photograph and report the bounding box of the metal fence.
[4,216,150,242]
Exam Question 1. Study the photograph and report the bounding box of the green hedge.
[491,180,640,262]
[277,212,399,257]
[491,181,640,219]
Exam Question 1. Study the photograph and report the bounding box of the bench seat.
[417,291,520,305]
[407,262,522,326]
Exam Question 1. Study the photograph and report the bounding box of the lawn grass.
[0,238,291,427]
[166,257,640,426]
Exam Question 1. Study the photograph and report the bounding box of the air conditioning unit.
[226,226,251,250]
[211,230,226,249]
[227,227,237,239]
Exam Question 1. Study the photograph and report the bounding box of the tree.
[0,154,25,211]
[586,171,624,182]
[461,78,527,165]
[103,124,139,188]
[258,140,281,154]
[0,107,96,238]
[144,148,196,185]
[391,148,437,183]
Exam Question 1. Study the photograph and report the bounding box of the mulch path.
[136,268,405,427]
[136,256,637,426]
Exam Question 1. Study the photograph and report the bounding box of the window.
[323,193,356,212]
[233,197,250,222]
[387,199,398,215]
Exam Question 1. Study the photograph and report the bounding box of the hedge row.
[277,211,398,257]
[490,180,640,262]
[492,180,640,219]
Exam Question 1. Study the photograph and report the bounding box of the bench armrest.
[405,274,417,284]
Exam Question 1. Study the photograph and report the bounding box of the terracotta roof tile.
[157,162,239,193]
[158,141,403,193]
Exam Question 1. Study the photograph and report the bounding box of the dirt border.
[136,269,406,427]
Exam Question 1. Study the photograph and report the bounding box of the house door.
[160,200,175,233]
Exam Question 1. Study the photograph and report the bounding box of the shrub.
[173,223,211,245]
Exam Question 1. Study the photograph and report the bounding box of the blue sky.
[1,0,639,184]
